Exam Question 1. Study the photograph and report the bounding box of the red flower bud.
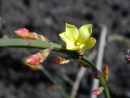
[26,55,41,66]
[125,55,130,63]
[52,57,70,64]
[25,48,51,70]
[92,87,104,95]
[15,28,49,41]
[15,28,35,39]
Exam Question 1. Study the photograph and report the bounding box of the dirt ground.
[0,0,130,98]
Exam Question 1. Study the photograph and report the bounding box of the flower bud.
[52,57,70,64]
[15,28,35,39]
[15,28,49,41]
[103,64,109,81]
[25,48,51,70]
[125,55,130,63]
[26,55,41,65]
[92,87,104,95]
[94,71,101,79]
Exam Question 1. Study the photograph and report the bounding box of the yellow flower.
[59,23,96,50]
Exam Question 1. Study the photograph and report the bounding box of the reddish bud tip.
[15,28,29,34]
[25,48,51,70]
[15,28,29,36]
[15,28,35,39]
[52,57,70,64]
[14,28,50,41]
[92,87,104,95]
[26,55,41,66]
[125,55,130,62]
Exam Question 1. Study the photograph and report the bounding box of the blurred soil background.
[0,0,130,98]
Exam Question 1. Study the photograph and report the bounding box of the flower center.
[75,41,81,46]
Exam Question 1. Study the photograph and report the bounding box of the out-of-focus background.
[0,0,130,98]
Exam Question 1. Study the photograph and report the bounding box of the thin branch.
[91,25,108,98]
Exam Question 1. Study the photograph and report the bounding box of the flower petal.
[59,32,71,43]
[83,37,96,50]
[78,24,92,43]
[65,23,79,41]
[59,32,77,50]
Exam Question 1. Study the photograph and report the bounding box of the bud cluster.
[15,28,51,70]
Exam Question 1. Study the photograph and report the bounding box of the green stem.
[79,55,97,72]
[100,77,110,98]
[0,38,78,58]
[78,55,111,98]
[0,39,62,50]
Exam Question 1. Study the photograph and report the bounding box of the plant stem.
[0,39,62,50]
[100,77,110,98]
[78,55,111,98]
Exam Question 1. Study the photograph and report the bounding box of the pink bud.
[125,55,130,62]
[92,87,104,95]
[15,28,35,39]
[26,55,41,66]
[15,28,50,41]
[25,48,51,70]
